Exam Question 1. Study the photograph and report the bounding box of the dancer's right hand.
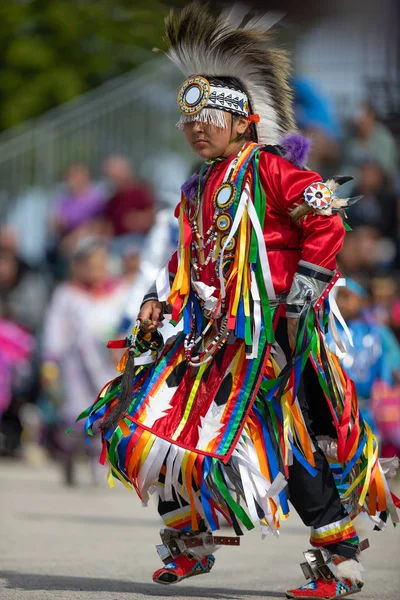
[138,300,164,333]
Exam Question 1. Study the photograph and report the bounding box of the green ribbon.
[108,426,123,470]
[249,152,266,263]
[212,461,254,530]
[249,151,274,343]
[244,312,253,347]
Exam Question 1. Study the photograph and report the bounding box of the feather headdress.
[165,3,295,145]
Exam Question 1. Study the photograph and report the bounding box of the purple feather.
[280,132,312,168]
[181,173,203,201]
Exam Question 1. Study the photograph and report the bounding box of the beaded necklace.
[189,160,219,278]
[189,148,245,278]
[169,142,275,361]
[184,147,246,365]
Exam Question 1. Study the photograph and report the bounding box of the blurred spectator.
[0,228,47,457]
[294,76,342,141]
[48,162,109,278]
[371,379,400,458]
[116,205,180,336]
[0,319,35,456]
[346,161,399,268]
[345,103,398,184]
[348,162,397,238]
[41,237,129,485]
[366,275,399,328]
[391,294,400,343]
[338,226,381,278]
[121,243,141,283]
[6,187,52,266]
[103,155,155,254]
[293,76,341,178]
[52,162,108,242]
[329,279,400,434]
[0,227,50,332]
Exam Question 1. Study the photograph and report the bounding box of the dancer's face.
[183,114,248,159]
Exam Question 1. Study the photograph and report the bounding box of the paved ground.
[1,459,399,600]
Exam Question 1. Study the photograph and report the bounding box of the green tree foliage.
[0,0,171,131]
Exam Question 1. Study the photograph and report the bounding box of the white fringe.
[336,559,364,584]
[380,455,400,479]
[176,108,228,130]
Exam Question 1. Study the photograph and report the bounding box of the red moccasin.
[286,576,363,599]
[153,553,215,585]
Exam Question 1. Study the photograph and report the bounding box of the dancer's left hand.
[287,316,299,350]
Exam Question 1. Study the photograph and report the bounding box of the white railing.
[0,56,187,221]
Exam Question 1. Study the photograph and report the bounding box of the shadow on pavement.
[0,571,286,598]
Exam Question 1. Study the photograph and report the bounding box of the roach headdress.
[165,3,295,144]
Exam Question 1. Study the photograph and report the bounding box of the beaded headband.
[176,75,252,130]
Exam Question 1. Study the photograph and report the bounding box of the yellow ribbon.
[358,423,378,506]
[231,204,248,317]
[311,521,354,540]
[342,424,378,506]
[168,199,190,309]
[172,363,208,440]
[180,451,190,498]
[138,432,156,472]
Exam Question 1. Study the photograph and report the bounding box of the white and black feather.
[165,3,295,145]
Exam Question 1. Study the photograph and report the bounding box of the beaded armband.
[286,260,337,318]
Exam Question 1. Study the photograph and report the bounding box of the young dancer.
[76,5,399,598]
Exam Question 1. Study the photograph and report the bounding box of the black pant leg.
[275,317,358,558]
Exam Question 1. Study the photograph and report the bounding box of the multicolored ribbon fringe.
[72,144,399,537]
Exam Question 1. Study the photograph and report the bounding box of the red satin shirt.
[170,147,345,297]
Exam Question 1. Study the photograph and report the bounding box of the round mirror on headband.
[178,76,211,115]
